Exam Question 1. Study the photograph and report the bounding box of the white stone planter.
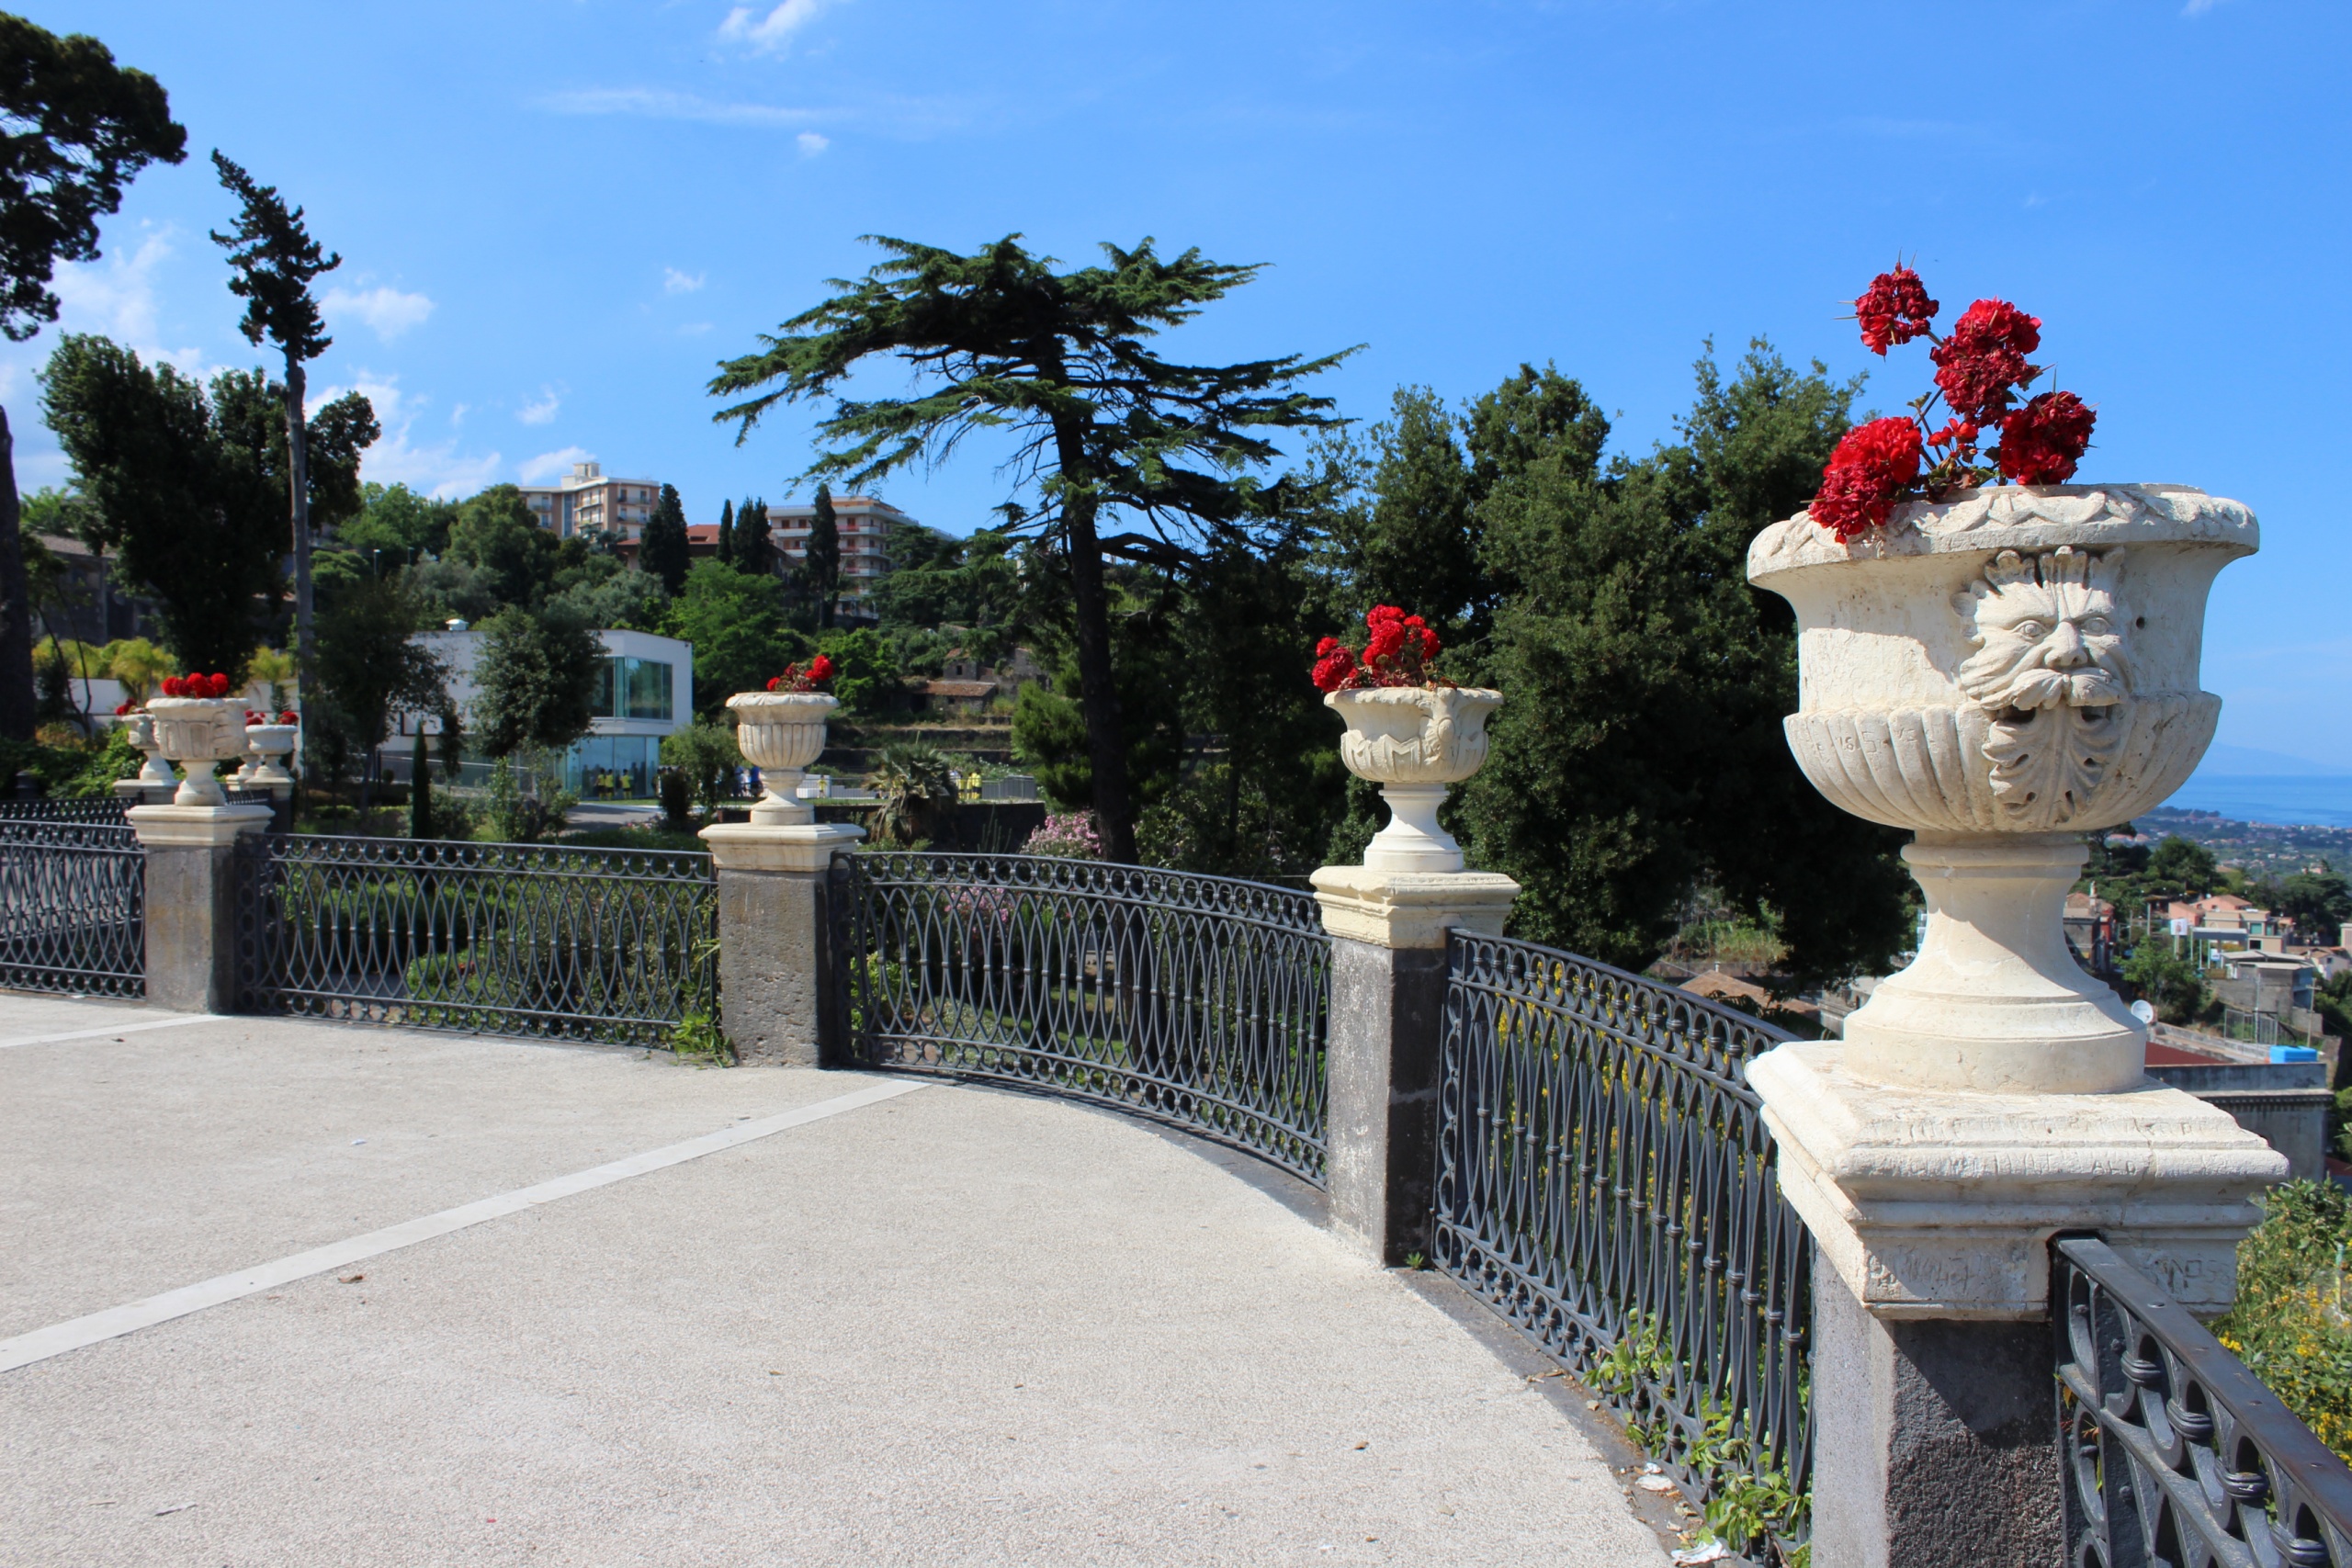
[143,697,251,807]
[242,723,299,788]
[124,711,177,787]
[728,691,837,824]
[1747,483,2256,1093]
[1326,685,1502,873]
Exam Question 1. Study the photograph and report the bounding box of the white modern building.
[391,626,693,797]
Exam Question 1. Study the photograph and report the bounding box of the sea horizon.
[2158,773,2352,829]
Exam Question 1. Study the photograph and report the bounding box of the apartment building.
[771,496,905,617]
[519,462,662,539]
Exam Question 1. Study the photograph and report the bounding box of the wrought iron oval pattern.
[0,819,144,997]
[2054,1236,2352,1568]
[1432,929,1812,1558]
[234,833,717,1048]
[835,851,1331,1183]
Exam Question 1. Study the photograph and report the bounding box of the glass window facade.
[591,656,673,721]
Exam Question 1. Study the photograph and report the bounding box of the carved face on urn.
[1954,547,2131,716]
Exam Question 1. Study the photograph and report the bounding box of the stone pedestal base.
[129,804,272,1012]
[1750,1040,2282,1320]
[1844,833,2144,1094]
[1312,864,1521,1264]
[1750,1039,2285,1568]
[700,820,865,1066]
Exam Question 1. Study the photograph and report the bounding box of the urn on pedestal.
[242,722,299,787]
[1747,483,2256,1093]
[123,711,178,788]
[1326,685,1502,873]
[143,697,251,807]
[727,691,836,824]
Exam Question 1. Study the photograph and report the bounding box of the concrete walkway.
[0,994,1677,1567]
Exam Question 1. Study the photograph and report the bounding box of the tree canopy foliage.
[40,332,375,680]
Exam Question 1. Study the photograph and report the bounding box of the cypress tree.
[639,481,691,594]
[409,727,434,839]
[807,482,841,627]
[716,498,734,569]
[735,498,775,577]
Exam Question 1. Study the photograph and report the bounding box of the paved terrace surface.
[0,995,1676,1567]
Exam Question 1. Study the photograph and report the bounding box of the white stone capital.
[1749,1040,2285,1320]
[698,819,865,874]
[127,803,274,847]
[1310,864,1520,950]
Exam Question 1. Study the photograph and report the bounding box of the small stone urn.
[1326,685,1502,873]
[727,691,836,824]
[123,711,179,789]
[243,721,300,788]
[144,697,251,807]
[1747,484,2256,1094]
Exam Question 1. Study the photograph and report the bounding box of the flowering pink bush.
[1023,812,1102,860]
[1812,265,2097,541]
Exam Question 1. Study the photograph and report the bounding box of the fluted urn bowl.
[144,697,249,807]
[727,691,837,823]
[122,711,177,785]
[1747,483,2258,1096]
[1326,685,1502,873]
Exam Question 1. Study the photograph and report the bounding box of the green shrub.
[2214,1179,2352,1461]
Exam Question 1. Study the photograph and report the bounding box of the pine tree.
[710,235,1351,863]
[639,482,691,594]
[806,482,841,627]
[716,498,735,569]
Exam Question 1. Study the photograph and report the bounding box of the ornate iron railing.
[836,852,1331,1182]
[1435,930,1811,1552]
[235,834,716,1048]
[0,819,145,998]
[0,796,130,823]
[2056,1235,2352,1568]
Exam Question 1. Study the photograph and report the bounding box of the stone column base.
[700,820,865,1066]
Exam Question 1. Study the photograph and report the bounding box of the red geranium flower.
[1811,417,1924,542]
[1854,266,1939,355]
[113,702,130,716]
[279,710,298,725]
[808,654,835,683]
[1930,299,2041,423]
[160,675,184,697]
[1996,390,2097,484]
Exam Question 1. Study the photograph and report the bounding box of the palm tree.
[867,743,957,846]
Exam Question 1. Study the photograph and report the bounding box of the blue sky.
[15,1,2352,763]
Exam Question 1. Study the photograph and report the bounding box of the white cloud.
[2182,0,2233,13]
[517,386,562,426]
[536,86,822,129]
[718,0,834,54]
[797,131,830,158]
[322,373,503,499]
[448,402,470,427]
[664,267,706,295]
[322,284,435,343]
[49,225,212,376]
[520,446,594,484]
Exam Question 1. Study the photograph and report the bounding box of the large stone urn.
[143,697,252,807]
[1747,483,2256,1094]
[727,691,837,825]
[1327,685,1502,874]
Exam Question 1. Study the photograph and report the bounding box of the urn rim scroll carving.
[1325,685,1502,787]
[1747,484,2256,838]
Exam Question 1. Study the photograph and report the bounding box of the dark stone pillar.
[1808,1254,2063,1568]
[1325,937,1449,1264]
[128,805,273,1013]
